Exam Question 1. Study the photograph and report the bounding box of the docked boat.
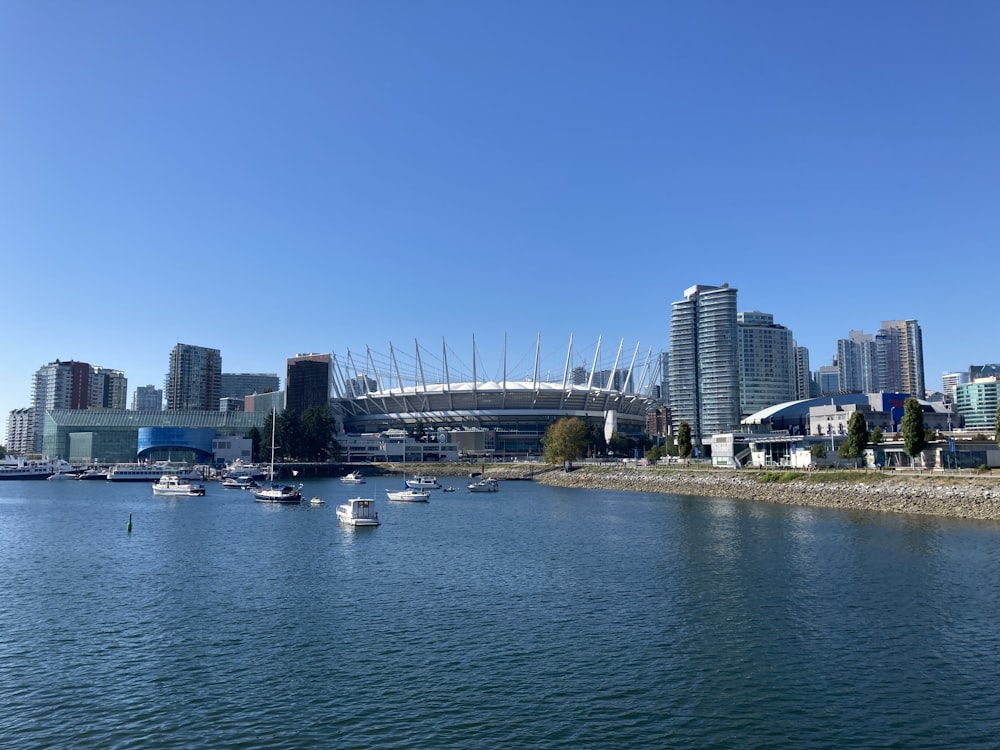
[386,487,431,503]
[222,475,259,490]
[336,497,380,526]
[107,463,203,482]
[405,475,442,490]
[152,474,207,497]
[0,456,75,481]
[253,482,303,504]
[340,470,366,484]
[76,467,108,480]
[467,477,500,493]
[46,471,78,481]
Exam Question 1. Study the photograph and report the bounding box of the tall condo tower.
[31,360,93,451]
[737,311,796,417]
[668,284,740,448]
[286,354,332,413]
[165,344,222,411]
[875,320,925,397]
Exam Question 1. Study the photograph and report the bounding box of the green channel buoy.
[127,512,132,533]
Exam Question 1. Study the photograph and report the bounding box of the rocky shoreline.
[526,465,1000,522]
[370,462,1000,521]
[448,464,1000,521]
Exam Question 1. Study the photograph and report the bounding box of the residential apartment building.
[220,373,281,401]
[668,283,740,450]
[165,343,222,411]
[836,330,877,393]
[132,385,163,411]
[31,360,94,451]
[876,319,925,397]
[5,407,34,454]
[737,311,796,417]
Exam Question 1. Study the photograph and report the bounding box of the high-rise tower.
[876,320,925,397]
[165,344,222,411]
[737,311,796,417]
[668,284,740,449]
[286,354,332,413]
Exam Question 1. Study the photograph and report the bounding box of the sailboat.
[385,443,429,502]
[253,408,303,504]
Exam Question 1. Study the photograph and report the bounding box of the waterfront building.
[220,373,280,400]
[5,407,34,454]
[132,385,163,411]
[737,311,796,418]
[876,319,925,397]
[42,409,266,465]
[166,343,222,412]
[286,354,333,413]
[953,377,999,431]
[668,284,741,450]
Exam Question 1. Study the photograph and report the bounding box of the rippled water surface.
[2,477,999,748]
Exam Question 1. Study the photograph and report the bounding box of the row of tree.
[253,406,339,463]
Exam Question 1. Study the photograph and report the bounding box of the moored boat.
[386,487,431,503]
[405,475,442,490]
[340,470,366,485]
[253,482,303,504]
[152,474,207,497]
[0,456,75,481]
[467,477,499,493]
[336,497,380,526]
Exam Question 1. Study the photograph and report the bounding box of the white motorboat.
[340,470,366,485]
[222,475,258,490]
[467,477,499,493]
[0,456,75,481]
[405,475,441,490]
[253,482,303,503]
[108,463,203,482]
[336,497,380,526]
[386,487,431,503]
[152,474,207,497]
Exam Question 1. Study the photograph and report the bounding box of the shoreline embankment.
[527,465,1000,522]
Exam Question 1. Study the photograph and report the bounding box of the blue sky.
[2,1,997,433]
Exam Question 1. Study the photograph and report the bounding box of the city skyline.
[2,3,997,433]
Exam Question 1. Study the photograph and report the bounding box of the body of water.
[2,475,999,748]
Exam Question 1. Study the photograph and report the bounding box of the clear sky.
[2,1,997,436]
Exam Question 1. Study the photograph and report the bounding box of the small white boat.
[340,471,366,485]
[253,483,303,504]
[405,475,441,490]
[336,497,380,526]
[152,474,206,497]
[310,496,325,505]
[386,487,431,503]
[46,471,77,481]
[467,477,499,493]
[222,475,258,490]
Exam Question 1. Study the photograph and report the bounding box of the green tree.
[299,405,337,462]
[543,417,589,469]
[646,444,666,463]
[247,426,262,463]
[676,422,693,459]
[901,397,927,466]
[870,426,883,445]
[811,443,827,459]
[995,402,1000,448]
[838,410,870,460]
[585,423,607,460]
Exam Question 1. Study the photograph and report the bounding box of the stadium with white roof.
[330,334,661,457]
